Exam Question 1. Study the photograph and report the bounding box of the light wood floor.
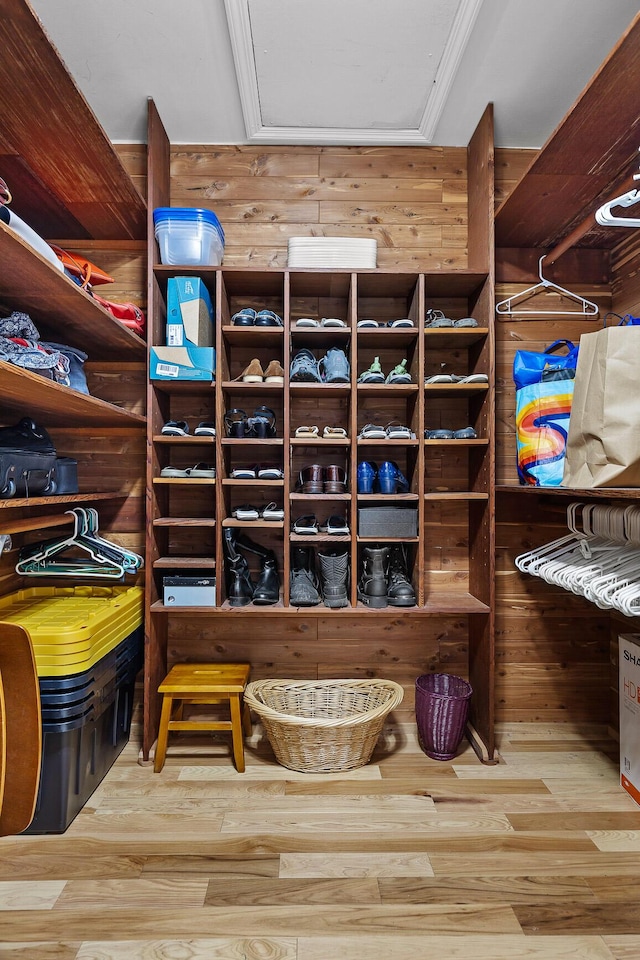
[1,707,640,960]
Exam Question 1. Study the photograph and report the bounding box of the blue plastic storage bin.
[153,207,225,266]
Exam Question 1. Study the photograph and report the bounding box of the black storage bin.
[23,628,143,834]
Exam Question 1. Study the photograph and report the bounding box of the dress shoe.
[324,465,347,493]
[378,461,409,494]
[357,461,377,494]
[297,464,324,494]
[263,360,284,383]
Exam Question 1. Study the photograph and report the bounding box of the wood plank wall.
[114,142,631,725]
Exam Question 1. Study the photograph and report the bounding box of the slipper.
[161,420,189,436]
[187,463,216,478]
[321,317,346,328]
[424,374,456,384]
[425,429,455,440]
[295,317,319,327]
[257,465,284,480]
[231,308,256,326]
[357,318,379,328]
[262,502,284,521]
[323,426,348,439]
[321,514,350,535]
[295,425,320,438]
[454,317,479,328]
[255,310,283,327]
[358,423,386,440]
[194,421,216,436]
[293,515,318,535]
[387,318,414,328]
[232,504,259,520]
[160,465,190,477]
[385,423,415,440]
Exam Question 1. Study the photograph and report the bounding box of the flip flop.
[323,426,348,439]
[160,465,190,477]
[424,374,456,384]
[452,373,488,384]
[454,317,479,327]
[295,425,320,438]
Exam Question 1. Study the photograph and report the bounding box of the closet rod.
[545,212,597,265]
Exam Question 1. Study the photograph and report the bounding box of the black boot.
[223,528,254,606]
[233,531,280,605]
[290,546,321,606]
[358,544,389,608]
[387,544,416,606]
[318,547,349,608]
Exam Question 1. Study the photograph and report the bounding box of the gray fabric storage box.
[358,506,418,538]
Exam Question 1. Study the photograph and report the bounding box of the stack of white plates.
[288,237,377,269]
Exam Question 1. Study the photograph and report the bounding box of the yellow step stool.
[154,662,251,772]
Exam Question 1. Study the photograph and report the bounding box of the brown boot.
[237,358,264,382]
[263,359,284,383]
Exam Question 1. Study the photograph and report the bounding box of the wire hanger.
[595,149,640,228]
[495,255,599,317]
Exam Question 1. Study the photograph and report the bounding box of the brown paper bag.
[562,325,640,487]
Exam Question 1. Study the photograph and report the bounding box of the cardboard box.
[619,633,640,806]
[163,576,216,606]
[150,345,215,381]
[166,276,214,347]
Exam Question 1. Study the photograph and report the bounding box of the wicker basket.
[244,678,404,773]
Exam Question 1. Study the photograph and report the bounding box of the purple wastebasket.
[415,673,472,760]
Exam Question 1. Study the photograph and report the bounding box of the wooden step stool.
[153,662,251,773]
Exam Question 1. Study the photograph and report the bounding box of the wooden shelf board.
[221,326,284,347]
[151,380,215,395]
[0,493,124,526]
[424,383,489,396]
[357,493,419,502]
[221,381,284,392]
[221,438,284,446]
[223,479,285,487]
[0,363,145,427]
[0,0,146,240]
[357,383,419,396]
[153,557,216,569]
[290,493,351,501]
[424,492,489,500]
[355,328,419,346]
[424,439,488,447]
[357,536,419,543]
[153,435,215,444]
[151,597,489,616]
[423,328,489,348]
[153,517,215,527]
[291,327,351,340]
[289,383,351,397]
[153,477,215,485]
[496,484,640,500]
[0,225,146,360]
[357,438,419,446]
[422,593,490,614]
[221,519,284,528]
[289,533,351,543]
[290,437,351,446]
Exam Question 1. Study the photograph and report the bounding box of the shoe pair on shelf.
[358,357,412,384]
[231,308,283,327]
[424,309,478,329]
[161,420,216,437]
[223,528,279,606]
[424,373,488,384]
[225,406,277,438]
[290,347,350,383]
[295,317,346,328]
[358,543,416,608]
[235,358,284,383]
[290,545,349,608]
[424,427,478,440]
[356,318,414,329]
[230,464,284,480]
[292,514,350,535]
[297,464,347,494]
[294,425,348,440]
[160,463,215,478]
[357,461,409,495]
[232,502,284,521]
[358,422,415,440]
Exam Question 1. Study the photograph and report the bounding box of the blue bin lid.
[153,207,224,243]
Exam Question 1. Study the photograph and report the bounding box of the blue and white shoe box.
[151,276,216,380]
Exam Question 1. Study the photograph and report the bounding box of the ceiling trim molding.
[224,0,485,145]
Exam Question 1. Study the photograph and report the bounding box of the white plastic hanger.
[595,187,640,228]
[495,255,599,316]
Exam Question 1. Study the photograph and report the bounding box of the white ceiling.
[30,0,640,149]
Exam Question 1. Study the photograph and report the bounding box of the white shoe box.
[619,633,640,805]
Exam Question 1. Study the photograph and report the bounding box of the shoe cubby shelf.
[147,265,493,619]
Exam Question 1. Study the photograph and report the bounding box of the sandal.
[262,502,284,521]
[425,309,454,328]
[385,422,415,439]
[187,463,216,478]
[295,425,320,438]
[293,515,319,535]
[454,317,478,328]
[295,317,319,327]
[248,405,277,438]
[232,504,259,520]
[321,317,346,328]
[323,426,347,439]
[160,465,189,477]
[224,409,248,438]
[161,420,189,436]
[358,423,386,440]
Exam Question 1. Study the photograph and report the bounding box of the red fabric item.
[92,294,146,337]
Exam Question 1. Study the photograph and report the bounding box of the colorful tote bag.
[513,339,579,486]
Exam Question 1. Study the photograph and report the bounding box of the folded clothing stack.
[288,237,377,268]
